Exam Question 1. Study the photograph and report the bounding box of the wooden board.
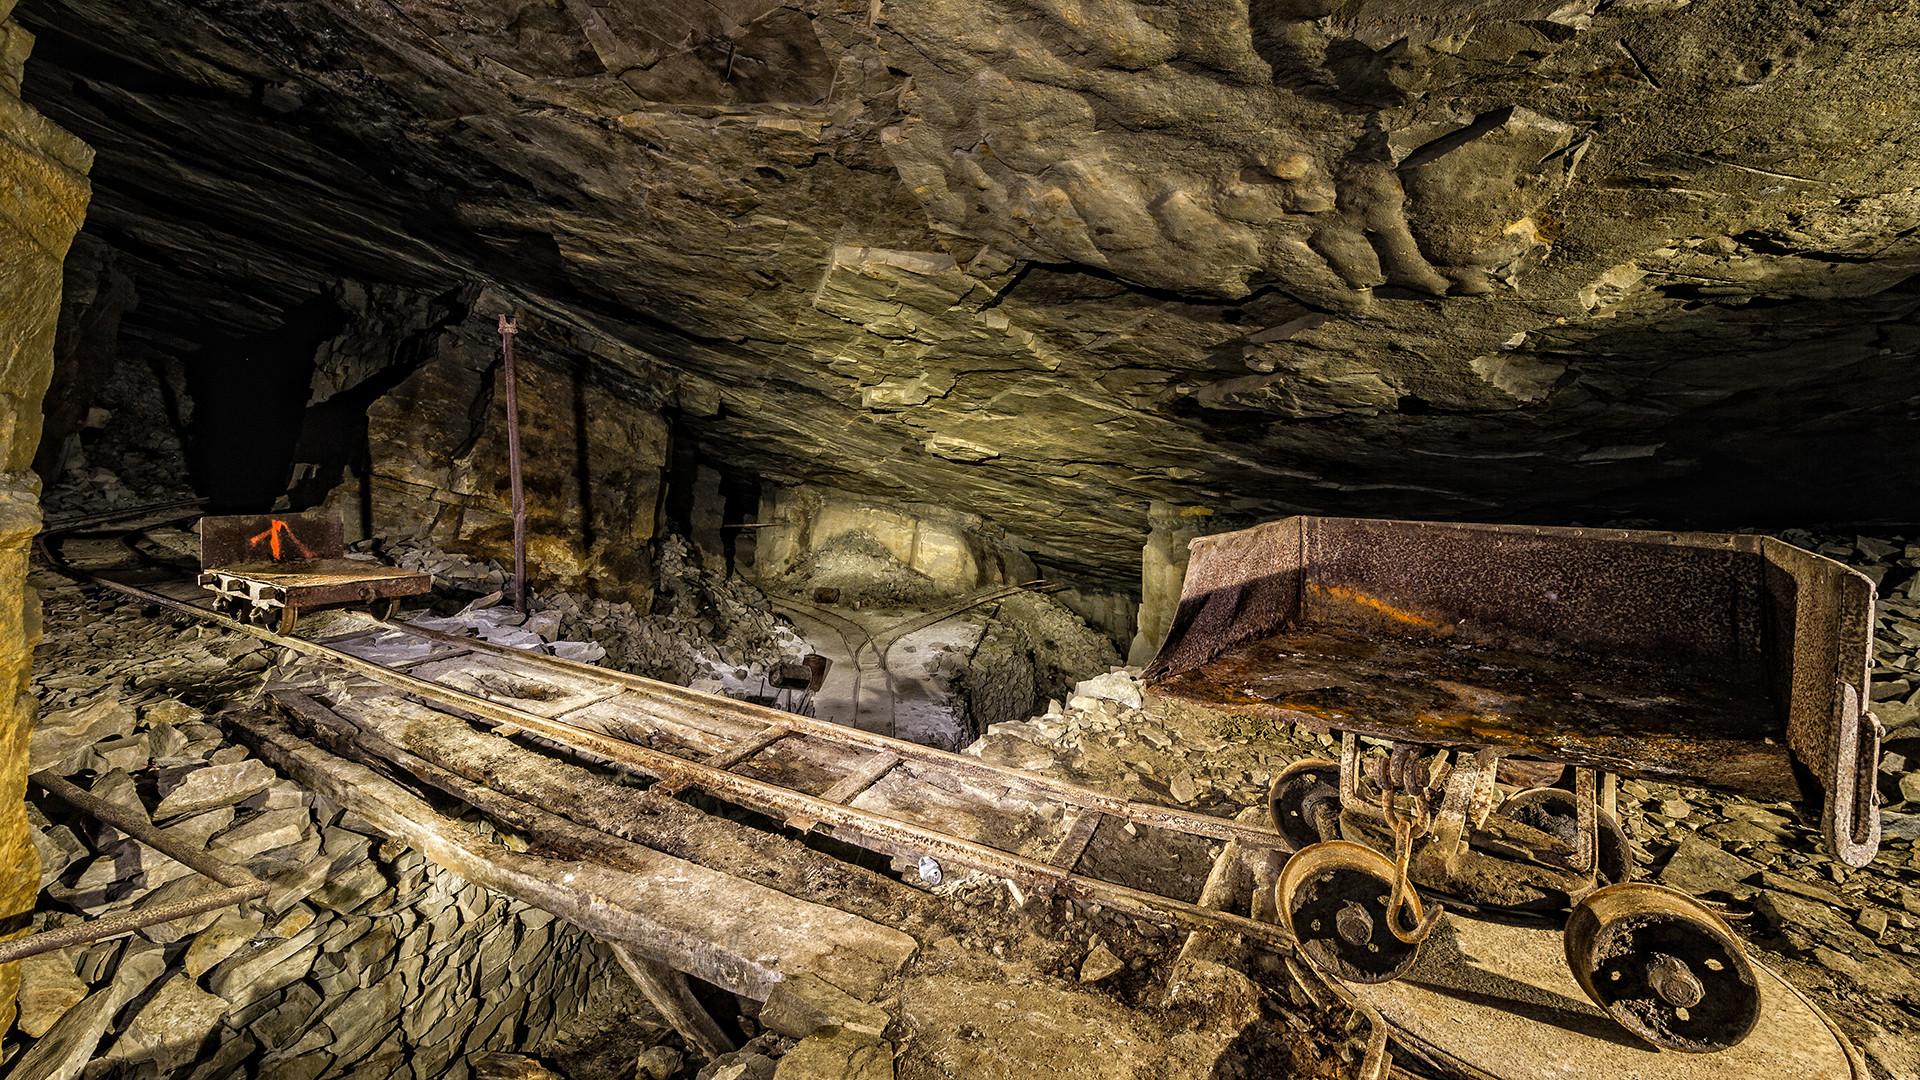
[408,653,625,718]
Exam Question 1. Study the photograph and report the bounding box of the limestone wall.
[0,0,91,1029]
[751,483,1038,601]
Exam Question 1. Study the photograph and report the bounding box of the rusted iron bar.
[31,771,262,890]
[0,882,266,965]
[498,314,528,613]
[40,498,206,534]
[0,771,270,965]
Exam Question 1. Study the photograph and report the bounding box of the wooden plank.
[232,707,918,1001]
[656,724,792,797]
[608,943,735,1060]
[75,579,1298,952]
[385,620,1289,852]
[709,724,795,770]
[819,753,902,805]
[787,752,901,832]
[1048,809,1104,871]
[409,653,625,718]
[298,686,946,955]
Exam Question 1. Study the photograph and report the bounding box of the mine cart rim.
[1563,881,1761,1053]
[1278,839,1428,985]
[1268,758,1342,853]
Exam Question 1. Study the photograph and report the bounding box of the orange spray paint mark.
[249,519,317,561]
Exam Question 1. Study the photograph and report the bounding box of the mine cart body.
[1146,516,1881,866]
[197,510,433,635]
[1145,516,1881,1052]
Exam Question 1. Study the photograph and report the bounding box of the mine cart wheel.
[1269,759,1342,853]
[1563,882,1760,1053]
[1496,786,1633,885]
[1278,840,1425,984]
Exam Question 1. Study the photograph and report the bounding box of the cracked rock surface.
[13,0,1920,588]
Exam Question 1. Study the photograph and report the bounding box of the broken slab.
[1657,836,1763,899]
[96,971,231,1072]
[772,1029,894,1080]
[29,695,136,773]
[760,974,889,1042]
[15,950,88,1038]
[5,941,165,1080]
[152,759,278,819]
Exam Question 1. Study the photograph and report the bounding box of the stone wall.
[322,299,670,606]
[0,0,90,1030]
[751,483,1038,601]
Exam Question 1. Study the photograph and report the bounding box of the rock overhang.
[13,0,1920,588]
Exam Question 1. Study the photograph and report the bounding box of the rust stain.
[1309,584,1448,633]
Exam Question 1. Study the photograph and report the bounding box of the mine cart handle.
[1825,680,1882,868]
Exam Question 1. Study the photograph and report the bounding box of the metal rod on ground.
[0,771,271,964]
[499,314,528,613]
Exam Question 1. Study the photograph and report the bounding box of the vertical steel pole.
[498,315,528,613]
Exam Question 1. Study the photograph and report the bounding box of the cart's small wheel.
[1278,840,1424,984]
[1269,758,1342,853]
[1564,882,1760,1053]
[1497,786,1633,885]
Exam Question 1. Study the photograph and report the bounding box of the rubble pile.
[15,575,652,1080]
[375,534,800,690]
[40,353,196,520]
[772,533,944,609]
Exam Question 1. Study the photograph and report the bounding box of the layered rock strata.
[12,0,1920,596]
[0,0,89,1030]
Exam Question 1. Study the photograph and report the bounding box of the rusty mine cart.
[1145,516,1881,1055]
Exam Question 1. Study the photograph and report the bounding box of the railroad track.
[42,519,1299,953]
[768,582,1039,736]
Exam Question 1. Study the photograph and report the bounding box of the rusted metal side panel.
[1298,519,1771,690]
[200,511,345,568]
[1145,515,1303,683]
[1144,516,1880,864]
[1759,537,1880,866]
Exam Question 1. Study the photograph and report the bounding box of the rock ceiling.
[15,0,1920,587]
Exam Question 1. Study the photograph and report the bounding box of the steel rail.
[379,619,1290,852]
[74,573,1296,949]
[40,498,206,535]
[0,772,269,964]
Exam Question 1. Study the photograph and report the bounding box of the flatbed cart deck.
[196,510,432,635]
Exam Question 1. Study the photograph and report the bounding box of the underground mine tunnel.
[4,1,1920,1078]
